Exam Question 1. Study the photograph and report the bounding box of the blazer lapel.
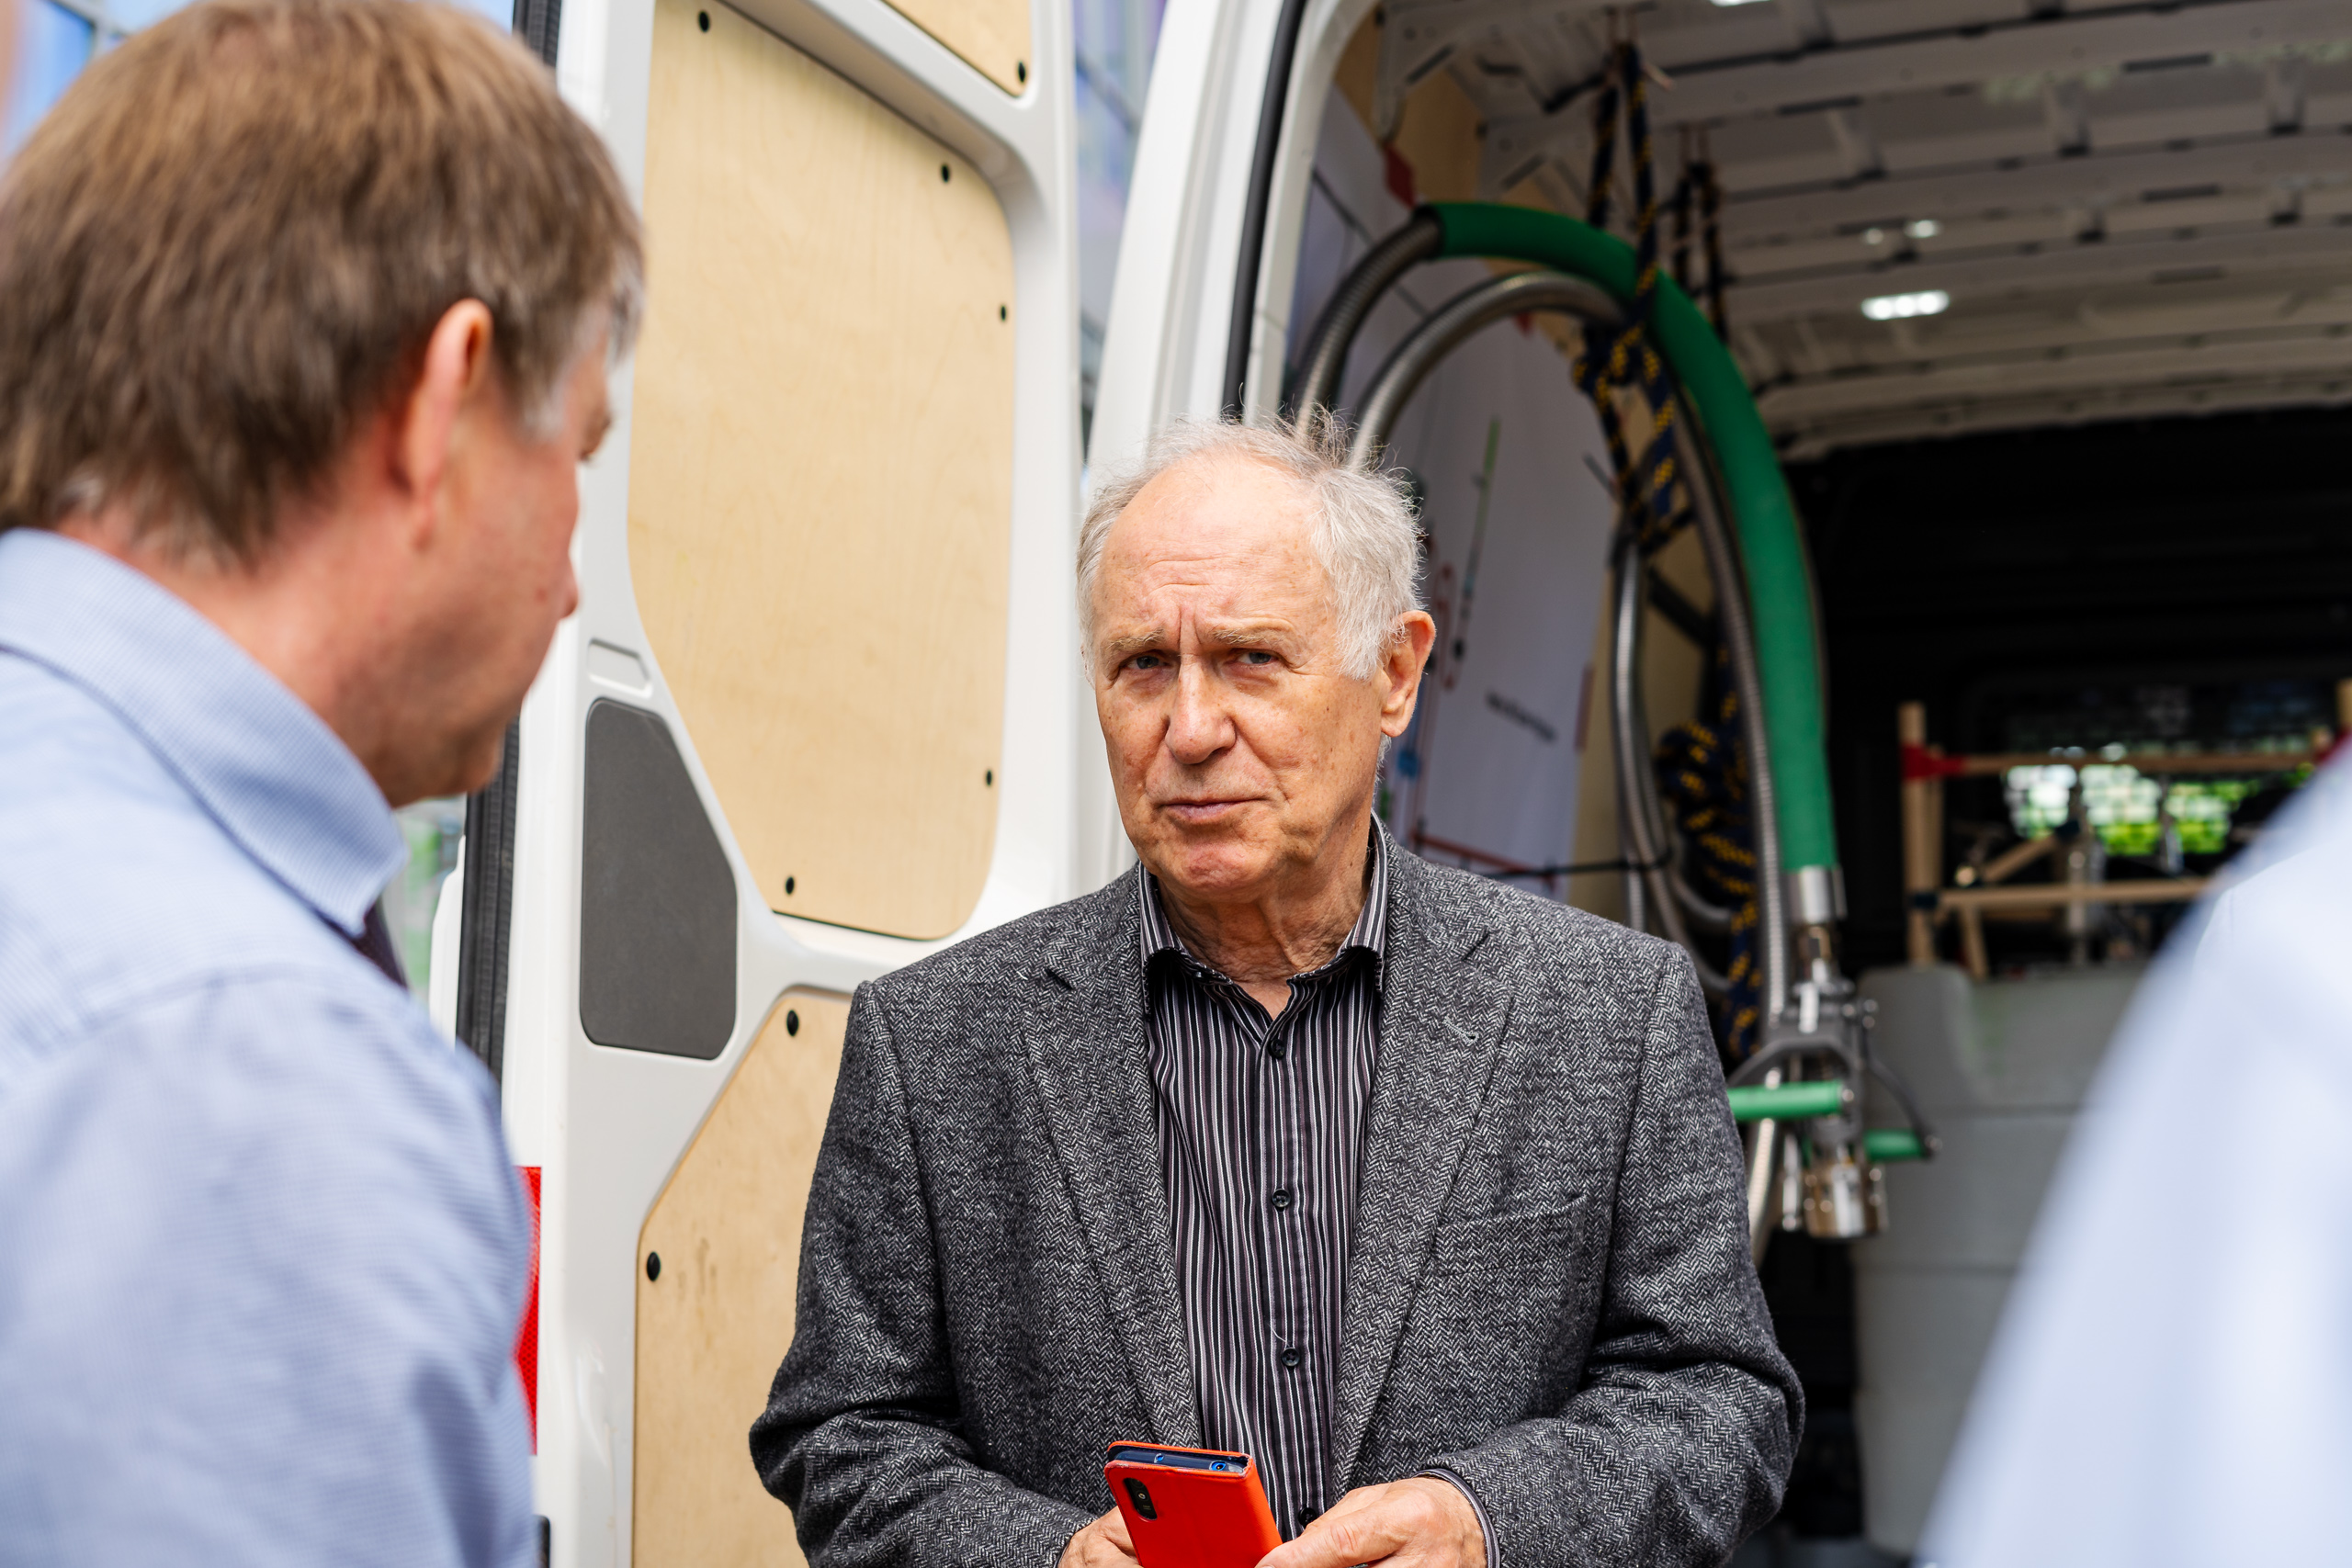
[1018,872,1202,1450]
[1332,853,1514,1484]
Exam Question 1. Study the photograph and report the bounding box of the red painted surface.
[1382,142,1418,209]
[516,1166,541,1452]
[1901,741,1969,783]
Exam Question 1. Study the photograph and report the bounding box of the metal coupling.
[1802,1142,1886,1239]
[1788,863,1847,928]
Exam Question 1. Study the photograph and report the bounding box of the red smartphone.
[1104,1442,1283,1568]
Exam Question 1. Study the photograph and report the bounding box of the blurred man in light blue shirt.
[1919,759,2352,1567]
[0,2,640,1562]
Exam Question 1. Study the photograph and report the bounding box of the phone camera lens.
[1210,1461,1229,1472]
[1123,1478,1158,1521]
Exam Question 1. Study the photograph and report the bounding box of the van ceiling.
[1374,0,2352,456]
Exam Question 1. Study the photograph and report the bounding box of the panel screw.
[696,10,707,28]
[999,305,1007,321]
[646,1252,662,1281]
[940,164,951,183]
[785,875,796,895]
[985,769,994,785]
[1017,61,1028,84]
[786,1010,800,1036]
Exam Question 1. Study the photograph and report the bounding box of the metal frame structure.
[1329,0,2352,456]
[1895,696,2344,976]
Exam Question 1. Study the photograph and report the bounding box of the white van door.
[435,2,1089,1562]
[1089,0,1358,459]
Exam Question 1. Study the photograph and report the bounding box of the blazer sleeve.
[1424,950,1803,1567]
[749,983,1096,1568]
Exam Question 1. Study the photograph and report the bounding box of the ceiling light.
[1905,218,1940,239]
[1861,290,1951,321]
[1863,227,1886,245]
[1708,0,1775,8]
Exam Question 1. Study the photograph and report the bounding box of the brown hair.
[0,0,643,558]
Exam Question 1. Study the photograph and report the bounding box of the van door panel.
[630,0,1017,942]
[633,988,851,1568]
[880,0,1032,94]
[578,700,738,1059]
[462,0,1082,1558]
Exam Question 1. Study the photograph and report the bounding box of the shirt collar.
[1139,818,1391,984]
[0,529,405,935]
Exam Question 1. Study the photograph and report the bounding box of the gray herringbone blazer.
[752,845,1800,1568]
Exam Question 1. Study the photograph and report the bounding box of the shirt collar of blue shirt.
[0,528,407,937]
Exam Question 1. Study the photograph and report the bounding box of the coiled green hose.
[1421,202,1838,878]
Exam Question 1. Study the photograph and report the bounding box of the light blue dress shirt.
[0,529,535,1567]
[1918,759,2352,1567]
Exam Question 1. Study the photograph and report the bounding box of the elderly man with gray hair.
[753,419,1800,1568]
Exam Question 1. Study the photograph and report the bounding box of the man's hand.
[1256,1477,1485,1568]
[1060,1506,1140,1568]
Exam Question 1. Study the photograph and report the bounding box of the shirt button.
[1270,1189,1294,1212]
[1297,1505,1321,1529]
[1279,1346,1304,1370]
[1267,1040,1287,1061]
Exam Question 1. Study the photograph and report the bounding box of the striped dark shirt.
[1140,831,1387,1540]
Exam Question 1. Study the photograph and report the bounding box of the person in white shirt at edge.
[1919,756,2352,1567]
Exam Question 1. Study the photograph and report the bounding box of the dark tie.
[345,901,408,988]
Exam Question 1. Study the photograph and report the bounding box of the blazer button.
[1279,1347,1304,1370]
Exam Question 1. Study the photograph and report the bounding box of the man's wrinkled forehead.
[1101,455,1318,582]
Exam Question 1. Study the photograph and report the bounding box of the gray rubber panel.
[579,700,737,1057]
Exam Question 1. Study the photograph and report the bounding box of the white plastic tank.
[1851,963,2140,1555]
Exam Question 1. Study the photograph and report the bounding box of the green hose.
[1726,1087,1929,1164]
[1423,203,1838,875]
[1863,1128,1929,1163]
[1726,1080,1848,1122]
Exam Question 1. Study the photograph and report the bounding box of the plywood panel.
[631,0,1014,939]
[635,989,851,1568]
[885,0,1032,96]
